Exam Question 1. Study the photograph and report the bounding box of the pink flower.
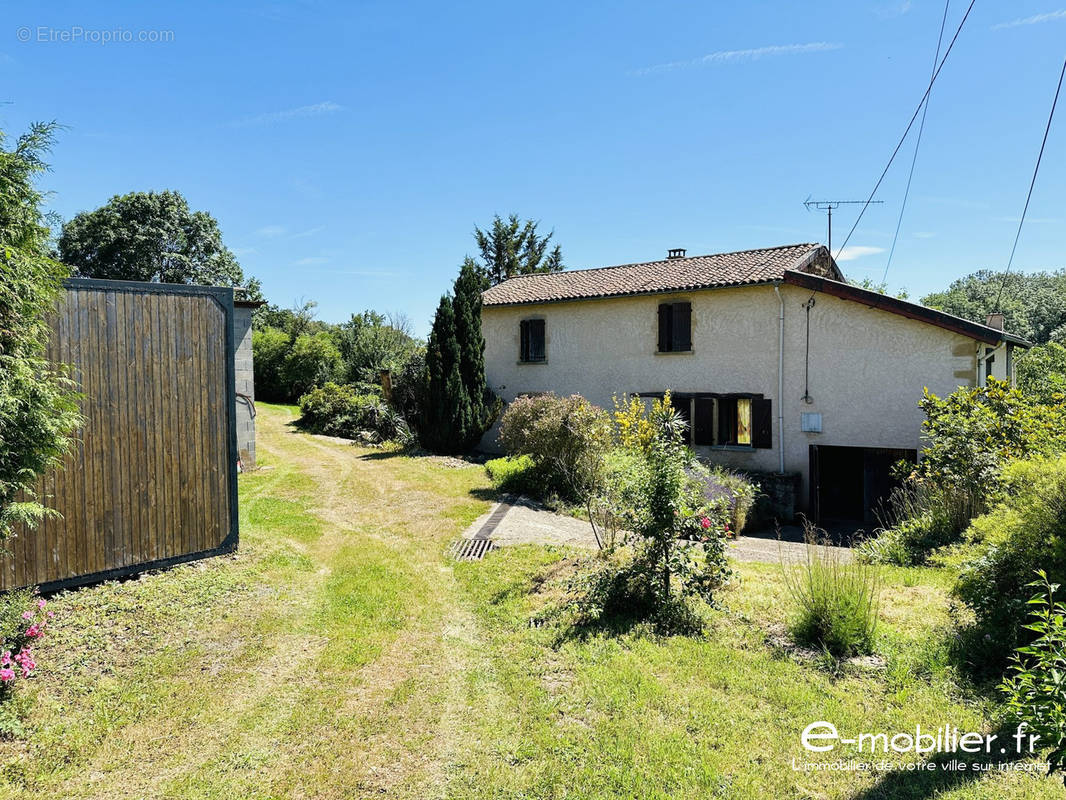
[47,611,55,619]
[0,651,9,667]
[24,624,40,638]
[21,611,33,620]
[37,599,46,610]
[0,668,14,682]
[699,517,711,530]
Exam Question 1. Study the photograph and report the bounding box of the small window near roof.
[520,318,546,362]
[657,302,692,352]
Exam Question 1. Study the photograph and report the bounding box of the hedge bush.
[498,393,611,501]
[297,382,411,445]
[952,456,1066,667]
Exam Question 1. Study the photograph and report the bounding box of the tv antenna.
[803,198,883,257]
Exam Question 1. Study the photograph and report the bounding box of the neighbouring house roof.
[481,243,840,306]
[782,270,1030,347]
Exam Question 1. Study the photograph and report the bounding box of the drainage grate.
[448,538,498,561]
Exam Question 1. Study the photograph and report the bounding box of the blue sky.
[3,1,1064,336]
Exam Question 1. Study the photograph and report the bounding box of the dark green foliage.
[0,123,81,541]
[297,382,411,445]
[1017,342,1066,404]
[252,326,341,403]
[473,213,564,286]
[422,294,471,454]
[861,379,1066,566]
[421,264,500,454]
[335,310,420,384]
[922,268,1066,345]
[1000,571,1066,785]
[58,189,260,295]
[953,457,1066,667]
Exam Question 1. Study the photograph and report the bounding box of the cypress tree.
[423,293,472,453]
[453,257,496,433]
[421,262,501,453]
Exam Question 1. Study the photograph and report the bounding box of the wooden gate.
[1,279,239,592]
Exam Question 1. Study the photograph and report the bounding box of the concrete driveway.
[459,497,853,564]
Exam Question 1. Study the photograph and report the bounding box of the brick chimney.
[985,312,1005,331]
[667,248,686,259]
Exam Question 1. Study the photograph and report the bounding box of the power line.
[882,0,951,285]
[993,56,1066,308]
[833,0,977,265]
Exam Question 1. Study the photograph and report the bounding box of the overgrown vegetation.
[785,525,881,657]
[1000,571,1066,786]
[949,456,1066,666]
[297,382,412,446]
[497,393,611,501]
[0,123,82,541]
[860,378,1066,566]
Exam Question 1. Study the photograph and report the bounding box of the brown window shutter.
[520,320,529,361]
[752,397,773,448]
[672,302,691,351]
[658,304,670,352]
[530,319,545,361]
[693,398,714,445]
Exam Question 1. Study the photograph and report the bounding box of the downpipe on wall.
[773,282,785,474]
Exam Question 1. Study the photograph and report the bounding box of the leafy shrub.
[297,382,412,445]
[0,590,53,736]
[693,462,758,535]
[252,327,342,403]
[952,456,1066,665]
[498,393,611,501]
[785,524,881,657]
[484,455,544,496]
[1016,342,1066,405]
[1000,571,1066,785]
[911,378,1066,515]
[587,448,646,552]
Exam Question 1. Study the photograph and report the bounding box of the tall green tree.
[420,262,500,453]
[1017,342,1066,404]
[0,123,81,540]
[922,269,1066,345]
[421,294,471,453]
[336,309,420,383]
[473,213,563,286]
[58,189,261,294]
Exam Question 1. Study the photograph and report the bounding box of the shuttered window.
[519,319,546,362]
[657,302,692,352]
[692,395,773,449]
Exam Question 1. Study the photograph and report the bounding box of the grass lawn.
[0,403,1057,798]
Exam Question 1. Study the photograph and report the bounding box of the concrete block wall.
[233,304,257,468]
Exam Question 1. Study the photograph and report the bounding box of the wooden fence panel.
[1,279,238,592]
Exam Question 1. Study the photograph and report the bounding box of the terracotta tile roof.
[482,243,839,306]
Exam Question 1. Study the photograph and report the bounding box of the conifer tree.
[422,262,500,453]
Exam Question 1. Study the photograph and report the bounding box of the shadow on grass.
[850,722,1045,800]
[468,487,501,502]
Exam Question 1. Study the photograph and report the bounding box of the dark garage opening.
[809,445,917,525]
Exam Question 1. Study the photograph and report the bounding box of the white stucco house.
[479,243,1028,523]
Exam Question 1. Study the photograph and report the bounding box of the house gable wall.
[481,283,980,510]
